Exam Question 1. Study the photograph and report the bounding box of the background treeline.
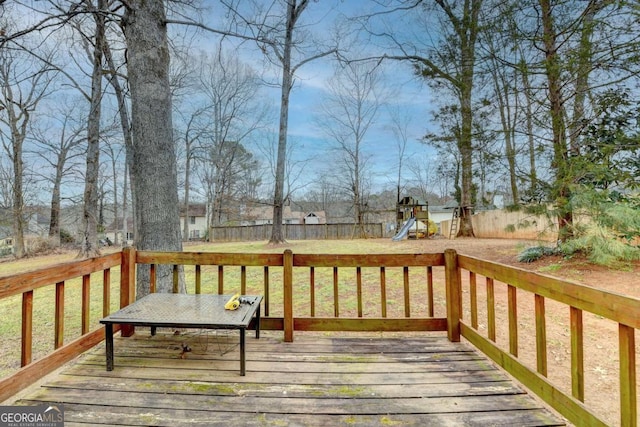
[0,1,638,266]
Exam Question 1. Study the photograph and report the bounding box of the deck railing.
[0,247,638,427]
[457,254,639,427]
[0,251,129,402]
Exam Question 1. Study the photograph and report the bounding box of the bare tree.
[363,0,484,237]
[0,46,57,257]
[195,49,268,229]
[387,106,411,209]
[317,61,384,237]
[175,105,208,240]
[101,132,125,245]
[257,133,313,209]
[482,18,523,205]
[29,99,86,245]
[102,34,134,248]
[77,0,107,258]
[220,0,338,243]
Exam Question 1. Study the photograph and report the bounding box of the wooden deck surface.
[15,331,566,426]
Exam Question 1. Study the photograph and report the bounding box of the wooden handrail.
[0,252,122,299]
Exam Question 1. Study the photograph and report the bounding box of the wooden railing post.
[55,281,65,349]
[81,274,90,335]
[444,249,461,342]
[619,323,637,427]
[283,249,294,342]
[120,247,136,337]
[21,290,33,366]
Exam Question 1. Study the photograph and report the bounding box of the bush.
[26,237,59,256]
[562,191,640,266]
[517,245,557,263]
[560,223,640,266]
[60,229,75,244]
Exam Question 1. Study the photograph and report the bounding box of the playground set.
[392,196,437,241]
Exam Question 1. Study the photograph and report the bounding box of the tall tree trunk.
[78,0,105,258]
[48,160,62,244]
[269,0,298,244]
[520,61,538,196]
[455,1,480,237]
[103,40,132,246]
[569,4,597,156]
[1,67,28,258]
[123,0,184,296]
[183,147,191,241]
[11,129,25,258]
[539,0,572,241]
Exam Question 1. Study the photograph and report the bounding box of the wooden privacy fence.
[210,223,384,241]
[0,247,638,426]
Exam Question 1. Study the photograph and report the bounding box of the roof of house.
[179,203,206,217]
[244,206,326,223]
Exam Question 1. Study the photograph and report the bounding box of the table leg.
[240,328,246,376]
[105,324,114,371]
[255,303,261,339]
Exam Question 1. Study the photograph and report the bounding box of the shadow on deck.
[13,331,565,426]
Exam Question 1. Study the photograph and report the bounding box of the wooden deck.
[14,331,566,426]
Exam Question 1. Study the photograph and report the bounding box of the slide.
[392,217,416,241]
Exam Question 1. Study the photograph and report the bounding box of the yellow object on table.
[225,293,240,310]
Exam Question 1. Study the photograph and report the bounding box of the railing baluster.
[356,266,363,317]
[82,274,90,335]
[570,306,585,402]
[403,266,410,317]
[333,266,339,317]
[619,323,637,427]
[218,265,224,294]
[264,266,270,317]
[457,267,463,320]
[241,265,246,294]
[486,277,495,342]
[195,265,201,294]
[150,264,156,294]
[309,266,315,317]
[21,290,33,367]
[535,294,548,376]
[444,249,460,342]
[283,249,293,342]
[103,269,110,317]
[121,247,136,337]
[172,265,179,293]
[55,281,65,349]
[427,266,434,317]
[469,272,478,328]
[380,266,387,318]
[508,285,518,357]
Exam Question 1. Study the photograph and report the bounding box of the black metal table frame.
[100,294,262,376]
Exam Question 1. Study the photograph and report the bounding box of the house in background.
[180,203,208,240]
[241,206,326,226]
[429,201,458,226]
[104,217,135,245]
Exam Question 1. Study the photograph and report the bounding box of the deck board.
[13,331,566,426]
